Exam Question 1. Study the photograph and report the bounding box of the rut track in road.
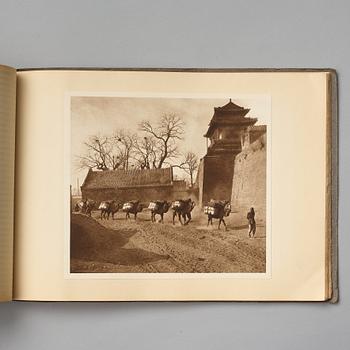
[203,232,266,272]
[135,223,198,272]
[129,221,264,273]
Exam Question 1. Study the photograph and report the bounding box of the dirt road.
[71,209,266,273]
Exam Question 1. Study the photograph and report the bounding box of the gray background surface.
[0,0,348,349]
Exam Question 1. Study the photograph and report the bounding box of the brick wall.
[231,134,266,223]
[82,184,192,206]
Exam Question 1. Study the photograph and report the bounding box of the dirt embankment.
[71,214,168,271]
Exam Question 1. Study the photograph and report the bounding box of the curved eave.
[204,117,258,138]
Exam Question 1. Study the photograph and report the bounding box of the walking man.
[247,207,256,238]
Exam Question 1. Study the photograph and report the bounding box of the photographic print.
[69,95,269,274]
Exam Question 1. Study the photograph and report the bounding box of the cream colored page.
[14,70,326,301]
[0,65,16,301]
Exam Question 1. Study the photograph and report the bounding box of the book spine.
[325,70,339,303]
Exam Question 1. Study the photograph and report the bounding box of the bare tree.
[139,113,185,168]
[77,130,137,171]
[174,151,199,186]
[133,136,158,169]
[77,135,117,171]
[112,130,137,170]
[78,115,185,172]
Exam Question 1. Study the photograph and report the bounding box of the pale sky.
[71,96,270,192]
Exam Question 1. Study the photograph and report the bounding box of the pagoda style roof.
[204,99,257,137]
[214,99,248,112]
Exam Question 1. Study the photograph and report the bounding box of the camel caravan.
[73,198,261,236]
[74,196,236,230]
[74,198,196,224]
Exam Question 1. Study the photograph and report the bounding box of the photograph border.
[64,91,272,280]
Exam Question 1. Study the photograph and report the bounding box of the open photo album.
[0,65,338,301]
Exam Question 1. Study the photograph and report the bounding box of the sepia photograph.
[69,95,269,274]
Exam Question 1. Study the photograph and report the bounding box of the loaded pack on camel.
[172,198,196,225]
[98,200,121,220]
[122,200,144,220]
[204,199,231,230]
[148,200,171,223]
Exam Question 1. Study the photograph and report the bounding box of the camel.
[123,200,144,220]
[149,201,172,223]
[75,199,95,217]
[205,200,231,230]
[98,200,121,220]
[172,198,196,225]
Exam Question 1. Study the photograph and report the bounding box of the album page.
[14,70,329,301]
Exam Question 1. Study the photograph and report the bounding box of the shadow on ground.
[71,214,168,271]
